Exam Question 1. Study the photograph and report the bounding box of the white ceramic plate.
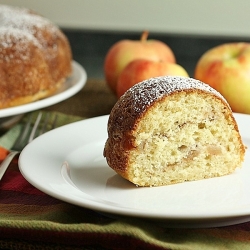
[0,61,87,118]
[19,113,250,228]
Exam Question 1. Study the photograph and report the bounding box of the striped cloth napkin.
[1,111,250,250]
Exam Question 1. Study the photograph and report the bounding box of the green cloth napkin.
[0,110,83,150]
[1,110,250,250]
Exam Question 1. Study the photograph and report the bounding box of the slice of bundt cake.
[104,76,245,187]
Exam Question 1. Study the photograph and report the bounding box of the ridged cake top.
[0,27,42,62]
[0,5,61,60]
[0,5,57,35]
[108,76,230,133]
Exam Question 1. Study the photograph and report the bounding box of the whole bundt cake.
[0,5,72,108]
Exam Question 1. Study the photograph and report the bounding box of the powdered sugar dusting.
[126,76,229,111]
[0,4,61,60]
[109,76,230,135]
[0,5,56,30]
[0,27,42,62]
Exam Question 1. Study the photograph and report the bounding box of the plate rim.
[19,113,250,227]
[0,60,87,118]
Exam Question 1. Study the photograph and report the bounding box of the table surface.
[1,78,250,250]
[45,78,117,118]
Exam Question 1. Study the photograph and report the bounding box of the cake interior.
[128,91,244,186]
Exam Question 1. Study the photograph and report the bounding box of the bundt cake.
[0,5,72,108]
[104,76,245,187]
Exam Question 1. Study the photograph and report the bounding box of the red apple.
[104,31,176,93]
[194,42,250,114]
[116,59,189,98]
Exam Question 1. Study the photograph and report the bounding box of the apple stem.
[141,31,149,42]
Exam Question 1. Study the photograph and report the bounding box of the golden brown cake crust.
[0,5,72,109]
[104,76,245,186]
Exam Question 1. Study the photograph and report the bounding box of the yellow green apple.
[194,42,250,114]
[104,31,176,93]
[116,59,189,98]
